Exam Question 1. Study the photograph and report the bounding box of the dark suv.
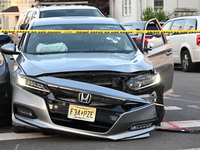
[0,34,12,126]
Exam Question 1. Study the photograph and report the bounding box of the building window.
[154,0,163,9]
[123,0,131,16]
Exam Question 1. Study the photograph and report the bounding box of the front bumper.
[12,77,157,140]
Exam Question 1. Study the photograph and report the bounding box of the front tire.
[181,50,195,72]
[12,125,34,133]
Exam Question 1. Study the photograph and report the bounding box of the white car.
[12,2,104,44]
[162,16,200,72]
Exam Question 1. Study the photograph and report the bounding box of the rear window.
[40,9,103,18]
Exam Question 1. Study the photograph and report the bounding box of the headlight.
[126,73,160,91]
[0,52,4,67]
[17,75,50,96]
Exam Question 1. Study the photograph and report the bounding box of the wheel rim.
[182,54,189,69]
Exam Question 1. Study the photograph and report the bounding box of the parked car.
[162,16,200,72]
[11,1,104,44]
[0,34,12,127]
[122,21,164,49]
[0,17,173,140]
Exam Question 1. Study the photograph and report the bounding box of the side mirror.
[0,43,19,54]
[20,23,29,30]
[0,34,11,45]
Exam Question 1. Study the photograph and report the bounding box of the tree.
[141,7,172,22]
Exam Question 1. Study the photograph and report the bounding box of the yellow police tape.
[1,30,200,34]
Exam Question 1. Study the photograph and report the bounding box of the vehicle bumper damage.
[12,73,160,140]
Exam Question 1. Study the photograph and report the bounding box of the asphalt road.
[0,68,200,150]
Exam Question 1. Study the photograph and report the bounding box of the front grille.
[46,98,122,132]
[45,87,144,133]
[49,86,125,107]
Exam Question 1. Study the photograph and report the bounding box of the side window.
[183,18,197,30]
[162,21,172,36]
[162,21,172,30]
[171,19,185,30]
[18,33,26,51]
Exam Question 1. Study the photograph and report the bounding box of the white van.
[162,16,200,72]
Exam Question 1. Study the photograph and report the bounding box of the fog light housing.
[129,123,152,131]
[14,104,37,119]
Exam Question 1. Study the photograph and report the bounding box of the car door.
[141,19,174,96]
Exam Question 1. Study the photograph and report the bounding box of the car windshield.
[25,24,136,54]
[40,9,103,18]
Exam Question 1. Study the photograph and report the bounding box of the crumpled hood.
[18,51,153,76]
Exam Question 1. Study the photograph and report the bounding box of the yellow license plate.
[68,105,96,122]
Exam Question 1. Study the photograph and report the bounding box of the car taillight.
[136,37,152,43]
[196,35,200,46]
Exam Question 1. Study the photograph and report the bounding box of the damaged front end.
[13,69,161,140]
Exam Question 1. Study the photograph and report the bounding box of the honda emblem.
[78,93,92,104]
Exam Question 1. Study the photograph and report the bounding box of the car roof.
[122,21,164,26]
[30,17,120,27]
[122,21,146,25]
[167,16,200,21]
[25,5,101,12]
[37,5,101,11]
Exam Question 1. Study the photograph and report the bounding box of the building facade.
[1,0,200,29]
[109,0,200,23]
[0,0,35,29]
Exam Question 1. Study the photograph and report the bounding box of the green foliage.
[141,7,172,22]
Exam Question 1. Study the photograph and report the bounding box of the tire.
[181,50,195,72]
[12,125,33,133]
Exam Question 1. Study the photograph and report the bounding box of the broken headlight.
[17,75,50,96]
[126,73,160,91]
